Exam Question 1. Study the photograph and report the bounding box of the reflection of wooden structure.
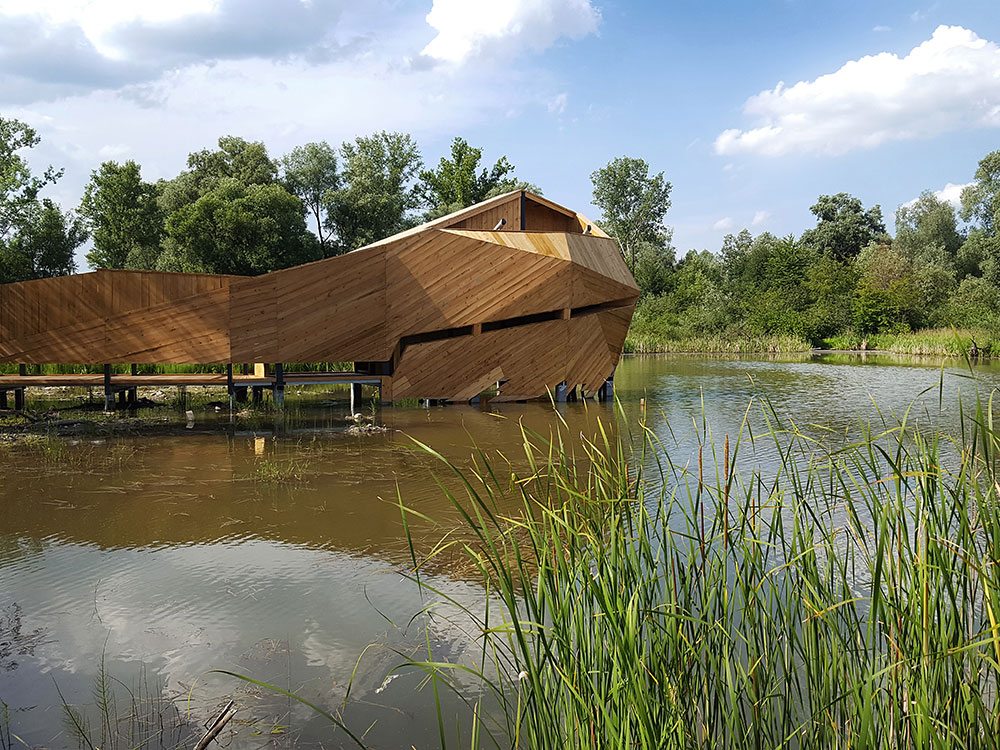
[0,191,637,406]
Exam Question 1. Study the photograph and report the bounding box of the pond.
[2,352,999,747]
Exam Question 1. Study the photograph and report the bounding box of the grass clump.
[624,331,812,354]
[388,391,1000,749]
[823,327,1000,357]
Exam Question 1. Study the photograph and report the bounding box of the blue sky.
[3,0,999,266]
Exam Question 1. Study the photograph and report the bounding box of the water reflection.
[2,352,1000,746]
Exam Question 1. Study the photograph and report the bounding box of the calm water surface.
[2,353,1000,747]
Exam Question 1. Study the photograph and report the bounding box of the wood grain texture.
[0,192,638,401]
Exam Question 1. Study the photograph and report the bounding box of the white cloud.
[547,92,568,114]
[715,25,1000,157]
[902,181,973,209]
[933,181,972,207]
[873,25,891,32]
[713,217,735,231]
[422,0,600,64]
[0,0,361,102]
[751,210,770,226]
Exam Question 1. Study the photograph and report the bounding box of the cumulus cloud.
[902,181,973,209]
[751,210,770,226]
[0,0,359,103]
[715,25,1000,157]
[713,217,735,231]
[421,0,600,64]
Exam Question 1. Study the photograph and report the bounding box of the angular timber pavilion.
[0,191,638,408]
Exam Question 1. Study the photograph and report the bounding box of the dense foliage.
[2,116,999,354]
[0,123,535,281]
[618,148,1000,351]
[0,117,86,282]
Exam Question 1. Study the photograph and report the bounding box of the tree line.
[596,153,1000,343]
[0,118,533,281]
[2,114,998,346]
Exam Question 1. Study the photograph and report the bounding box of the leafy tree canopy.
[163,179,318,276]
[960,149,1000,236]
[0,199,85,283]
[800,193,886,262]
[79,160,163,269]
[281,141,339,255]
[418,137,528,215]
[894,191,963,266]
[590,156,672,273]
[0,117,62,241]
[159,136,278,216]
[325,131,422,252]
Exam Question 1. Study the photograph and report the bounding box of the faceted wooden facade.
[0,191,638,402]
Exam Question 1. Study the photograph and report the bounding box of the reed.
[388,388,1000,749]
[624,332,812,354]
[823,327,1000,357]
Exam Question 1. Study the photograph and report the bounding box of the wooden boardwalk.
[0,191,638,408]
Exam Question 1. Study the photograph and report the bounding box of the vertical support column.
[14,364,25,410]
[128,364,138,405]
[350,382,363,414]
[0,390,7,409]
[226,363,235,411]
[103,364,113,412]
[555,381,568,402]
[598,369,615,402]
[273,363,285,410]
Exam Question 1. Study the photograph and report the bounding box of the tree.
[800,193,886,262]
[633,234,676,298]
[281,141,339,255]
[590,157,672,273]
[325,132,422,252]
[960,149,1000,235]
[159,136,278,216]
[79,160,163,269]
[418,137,530,216]
[0,199,85,283]
[163,179,318,276]
[0,117,62,242]
[894,192,963,267]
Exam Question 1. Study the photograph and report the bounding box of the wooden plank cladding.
[0,191,639,401]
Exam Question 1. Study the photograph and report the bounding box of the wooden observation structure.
[0,191,638,407]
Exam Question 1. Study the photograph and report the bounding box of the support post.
[555,381,568,403]
[226,363,235,410]
[598,370,615,402]
[350,382,363,414]
[13,364,25,410]
[103,364,113,411]
[129,364,138,405]
[273,363,285,410]
[0,391,7,409]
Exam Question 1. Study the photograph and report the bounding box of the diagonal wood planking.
[0,191,639,401]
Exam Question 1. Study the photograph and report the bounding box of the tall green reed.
[393,391,1000,749]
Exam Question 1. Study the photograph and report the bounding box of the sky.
[3,0,1000,269]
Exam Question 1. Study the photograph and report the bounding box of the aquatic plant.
[387,388,1000,749]
[220,382,1000,748]
[57,655,194,750]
